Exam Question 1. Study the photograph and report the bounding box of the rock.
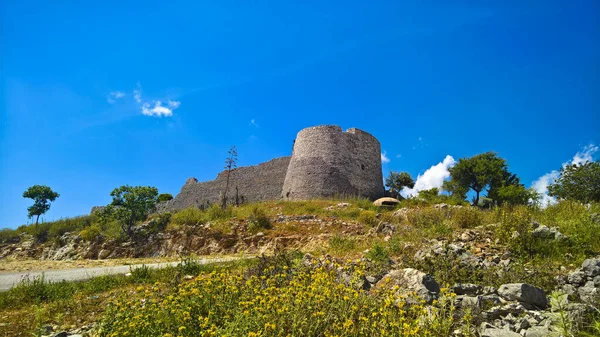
[567,270,586,285]
[51,333,68,337]
[373,197,400,207]
[301,253,319,268]
[531,225,567,241]
[453,283,483,296]
[484,303,526,320]
[498,283,548,308]
[374,268,440,304]
[98,249,111,259]
[480,328,521,337]
[581,257,600,277]
[578,281,599,304]
[523,327,561,337]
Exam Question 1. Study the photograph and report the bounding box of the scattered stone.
[531,225,567,241]
[523,327,560,337]
[581,257,600,277]
[453,283,482,296]
[498,283,548,309]
[374,268,440,304]
[480,327,521,337]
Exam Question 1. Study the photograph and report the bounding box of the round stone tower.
[282,125,384,200]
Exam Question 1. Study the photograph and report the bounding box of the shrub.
[247,206,272,233]
[79,224,101,242]
[452,207,483,228]
[147,212,171,233]
[171,207,206,227]
[329,235,357,253]
[365,242,389,264]
[157,193,173,202]
[0,228,20,243]
[358,210,378,226]
[207,203,233,221]
[406,207,447,228]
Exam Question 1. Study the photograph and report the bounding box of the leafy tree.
[385,171,414,199]
[157,193,173,202]
[443,152,511,206]
[418,188,440,202]
[99,185,158,237]
[548,161,600,203]
[222,146,238,209]
[495,184,539,207]
[22,185,60,226]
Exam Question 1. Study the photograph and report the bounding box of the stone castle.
[159,125,384,212]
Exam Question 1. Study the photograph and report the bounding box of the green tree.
[548,161,600,203]
[418,188,440,202]
[495,184,539,207]
[222,146,238,209]
[99,185,158,237]
[157,193,173,202]
[385,171,414,199]
[443,152,511,206]
[22,185,60,226]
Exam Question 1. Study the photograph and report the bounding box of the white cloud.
[250,119,259,127]
[401,155,456,198]
[141,101,178,117]
[396,154,402,158]
[126,83,180,117]
[531,143,598,207]
[381,151,390,164]
[107,91,126,104]
[133,82,142,103]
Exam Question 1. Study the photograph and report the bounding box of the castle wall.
[282,125,384,200]
[158,156,291,212]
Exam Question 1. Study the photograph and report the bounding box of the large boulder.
[498,283,548,308]
[373,268,440,303]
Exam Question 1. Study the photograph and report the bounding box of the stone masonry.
[282,125,384,200]
[158,125,384,212]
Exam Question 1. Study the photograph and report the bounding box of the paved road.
[0,257,239,291]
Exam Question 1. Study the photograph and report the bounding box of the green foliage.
[0,228,21,243]
[451,207,483,229]
[47,215,96,239]
[147,212,171,233]
[496,184,538,207]
[385,171,414,198]
[247,206,272,233]
[365,242,389,263]
[22,185,60,225]
[79,224,101,241]
[549,161,600,203]
[157,193,174,202]
[171,207,207,227]
[357,210,378,226]
[207,203,233,221]
[418,188,440,202]
[99,185,159,236]
[443,152,522,206]
[328,235,357,253]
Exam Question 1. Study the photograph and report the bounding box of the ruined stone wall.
[282,125,384,200]
[158,157,291,212]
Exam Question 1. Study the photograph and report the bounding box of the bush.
[0,228,20,243]
[147,212,171,233]
[207,203,233,221]
[171,207,206,227]
[247,206,272,233]
[406,207,447,228]
[365,242,389,264]
[452,207,483,228]
[79,224,101,242]
[358,210,378,226]
[329,235,357,253]
[157,193,173,202]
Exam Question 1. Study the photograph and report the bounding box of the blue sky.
[1,1,598,228]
